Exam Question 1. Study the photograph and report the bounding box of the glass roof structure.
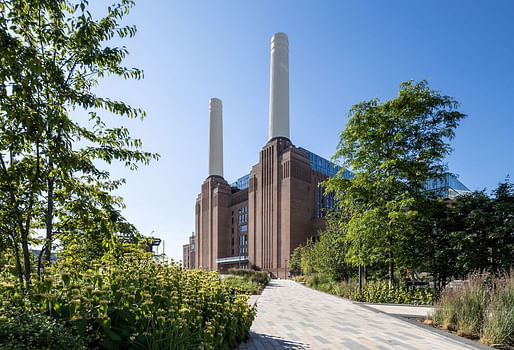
[230,173,250,190]
[425,174,471,199]
[298,147,353,179]
[229,148,469,200]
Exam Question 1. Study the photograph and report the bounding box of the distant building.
[425,174,471,199]
[182,233,195,269]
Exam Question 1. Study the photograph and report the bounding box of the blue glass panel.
[298,147,353,179]
[231,173,250,190]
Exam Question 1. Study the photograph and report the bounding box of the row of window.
[316,183,337,218]
[231,234,248,246]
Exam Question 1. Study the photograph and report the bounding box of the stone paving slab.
[236,280,491,350]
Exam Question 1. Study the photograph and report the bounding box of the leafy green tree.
[442,179,514,277]
[490,178,514,272]
[289,245,302,275]
[414,179,513,287]
[448,191,496,275]
[290,239,314,276]
[312,220,354,281]
[0,0,158,286]
[325,80,466,286]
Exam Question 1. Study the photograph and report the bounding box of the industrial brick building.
[182,33,352,278]
[182,32,470,277]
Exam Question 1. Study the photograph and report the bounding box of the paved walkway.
[360,303,434,319]
[236,280,490,350]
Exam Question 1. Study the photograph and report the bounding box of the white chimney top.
[208,98,223,177]
[268,32,290,141]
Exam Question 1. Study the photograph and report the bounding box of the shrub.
[304,274,434,305]
[228,269,270,286]
[0,305,86,350]
[224,269,269,294]
[292,275,307,283]
[0,245,256,350]
[350,280,434,305]
[222,275,262,295]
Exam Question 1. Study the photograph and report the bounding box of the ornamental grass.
[431,271,514,348]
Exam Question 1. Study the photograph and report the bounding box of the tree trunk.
[388,237,394,288]
[20,224,31,287]
[45,175,54,264]
[12,238,24,285]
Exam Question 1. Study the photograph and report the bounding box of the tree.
[311,220,354,281]
[325,80,466,286]
[442,179,514,277]
[0,0,158,286]
[490,178,514,272]
[288,245,302,275]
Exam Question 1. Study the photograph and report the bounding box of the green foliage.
[311,222,354,281]
[324,80,466,285]
[224,268,270,294]
[222,275,262,295]
[0,245,256,350]
[250,264,261,271]
[305,274,434,305]
[0,305,86,350]
[416,179,514,289]
[432,272,514,347]
[298,240,314,276]
[0,0,158,285]
[288,246,302,275]
[351,281,434,305]
[448,180,514,276]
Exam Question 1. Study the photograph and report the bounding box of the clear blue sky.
[92,1,514,262]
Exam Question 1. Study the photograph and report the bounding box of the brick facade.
[188,137,329,278]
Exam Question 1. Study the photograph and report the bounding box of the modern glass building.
[425,174,471,200]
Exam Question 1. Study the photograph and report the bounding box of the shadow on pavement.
[237,332,310,349]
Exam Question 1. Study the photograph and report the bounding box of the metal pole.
[358,265,362,291]
[358,240,362,291]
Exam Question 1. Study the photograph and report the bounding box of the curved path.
[237,280,490,350]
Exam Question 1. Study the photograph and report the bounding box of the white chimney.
[208,98,223,177]
[268,32,290,141]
